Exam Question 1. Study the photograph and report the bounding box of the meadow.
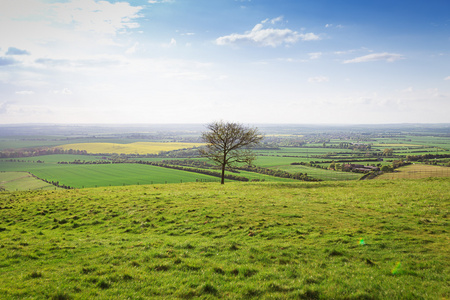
[376,164,450,180]
[0,172,59,191]
[0,179,448,299]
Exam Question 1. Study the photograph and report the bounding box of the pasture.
[376,164,450,180]
[0,171,59,191]
[0,179,448,299]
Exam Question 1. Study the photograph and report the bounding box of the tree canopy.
[199,121,263,184]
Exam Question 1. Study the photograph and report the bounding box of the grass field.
[0,179,448,299]
[276,164,362,181]
[376,164,450,180]
[0,171,60,191]
[0,162,220,188]
[56,142,204,155]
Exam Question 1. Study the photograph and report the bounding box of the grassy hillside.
[0,179,449,299]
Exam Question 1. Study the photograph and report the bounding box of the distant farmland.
[0,163,219,188]
[376,164,450,180]
[0,171,60,191]
[56,142,204,155]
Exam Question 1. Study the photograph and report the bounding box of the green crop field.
[0,179,448,299]
[0,162,220,188]
[0,172,60,191]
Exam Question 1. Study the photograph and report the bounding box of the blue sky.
[0,0,449,124]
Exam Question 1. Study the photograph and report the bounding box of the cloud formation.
[148,0,173,3]
[343,52,404,63]
[308,76,329,83]
[0,0,144,51]
[216,17,320,47]
[0,57,18,66]
[15,91,35,95]
[6,47,31,56]
[51,0,143,35]
[308,52,322,60]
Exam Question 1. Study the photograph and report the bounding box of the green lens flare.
[391,262,401,274]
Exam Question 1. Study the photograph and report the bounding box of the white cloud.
[325,24,343,29]
[15,90,35,95]
[52,88,73,95]
[148,0,173,3]
[343,52,404,63]
[51,0,143,35]
[162,38,177,47]
[126,42,139,54]
[308,76,329,83]
[445,76,450,81]
[401,87,413,93]
[308,52,322,60]
[0,0,143,55]
[0,101,11,114]
[263,16,284,25]
[216,19,320,47]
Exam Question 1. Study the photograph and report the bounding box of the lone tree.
[199,121,263,184]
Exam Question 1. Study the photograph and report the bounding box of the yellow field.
[376,164,450,180]
[56,142,204,155]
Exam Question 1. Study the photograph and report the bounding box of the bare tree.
[199,121,263,184]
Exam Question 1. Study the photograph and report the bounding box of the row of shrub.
[28,173,74,189]
[135,161,249,182]
[236,165,320,181]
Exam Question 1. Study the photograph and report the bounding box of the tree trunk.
[221,163,225,184]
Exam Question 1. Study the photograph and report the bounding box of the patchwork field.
[0,179,448,299]
[56,142,204,155]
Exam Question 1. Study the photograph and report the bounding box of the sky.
[0,0,449,124]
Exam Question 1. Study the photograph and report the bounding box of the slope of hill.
[0,179,448,299]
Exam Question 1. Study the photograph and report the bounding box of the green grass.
[0,171,60,191]
[0,179,448,299]
[377,164,450,180]
[276,164,362,181]
[0,162,220,187]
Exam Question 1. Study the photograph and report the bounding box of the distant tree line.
[58,160,111,165]
[236,165,320,181]
[406,154,450,162]
[28,173,74,189]
[2,159,45,163]
[156,159,320,182]
[0,148,88,158]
